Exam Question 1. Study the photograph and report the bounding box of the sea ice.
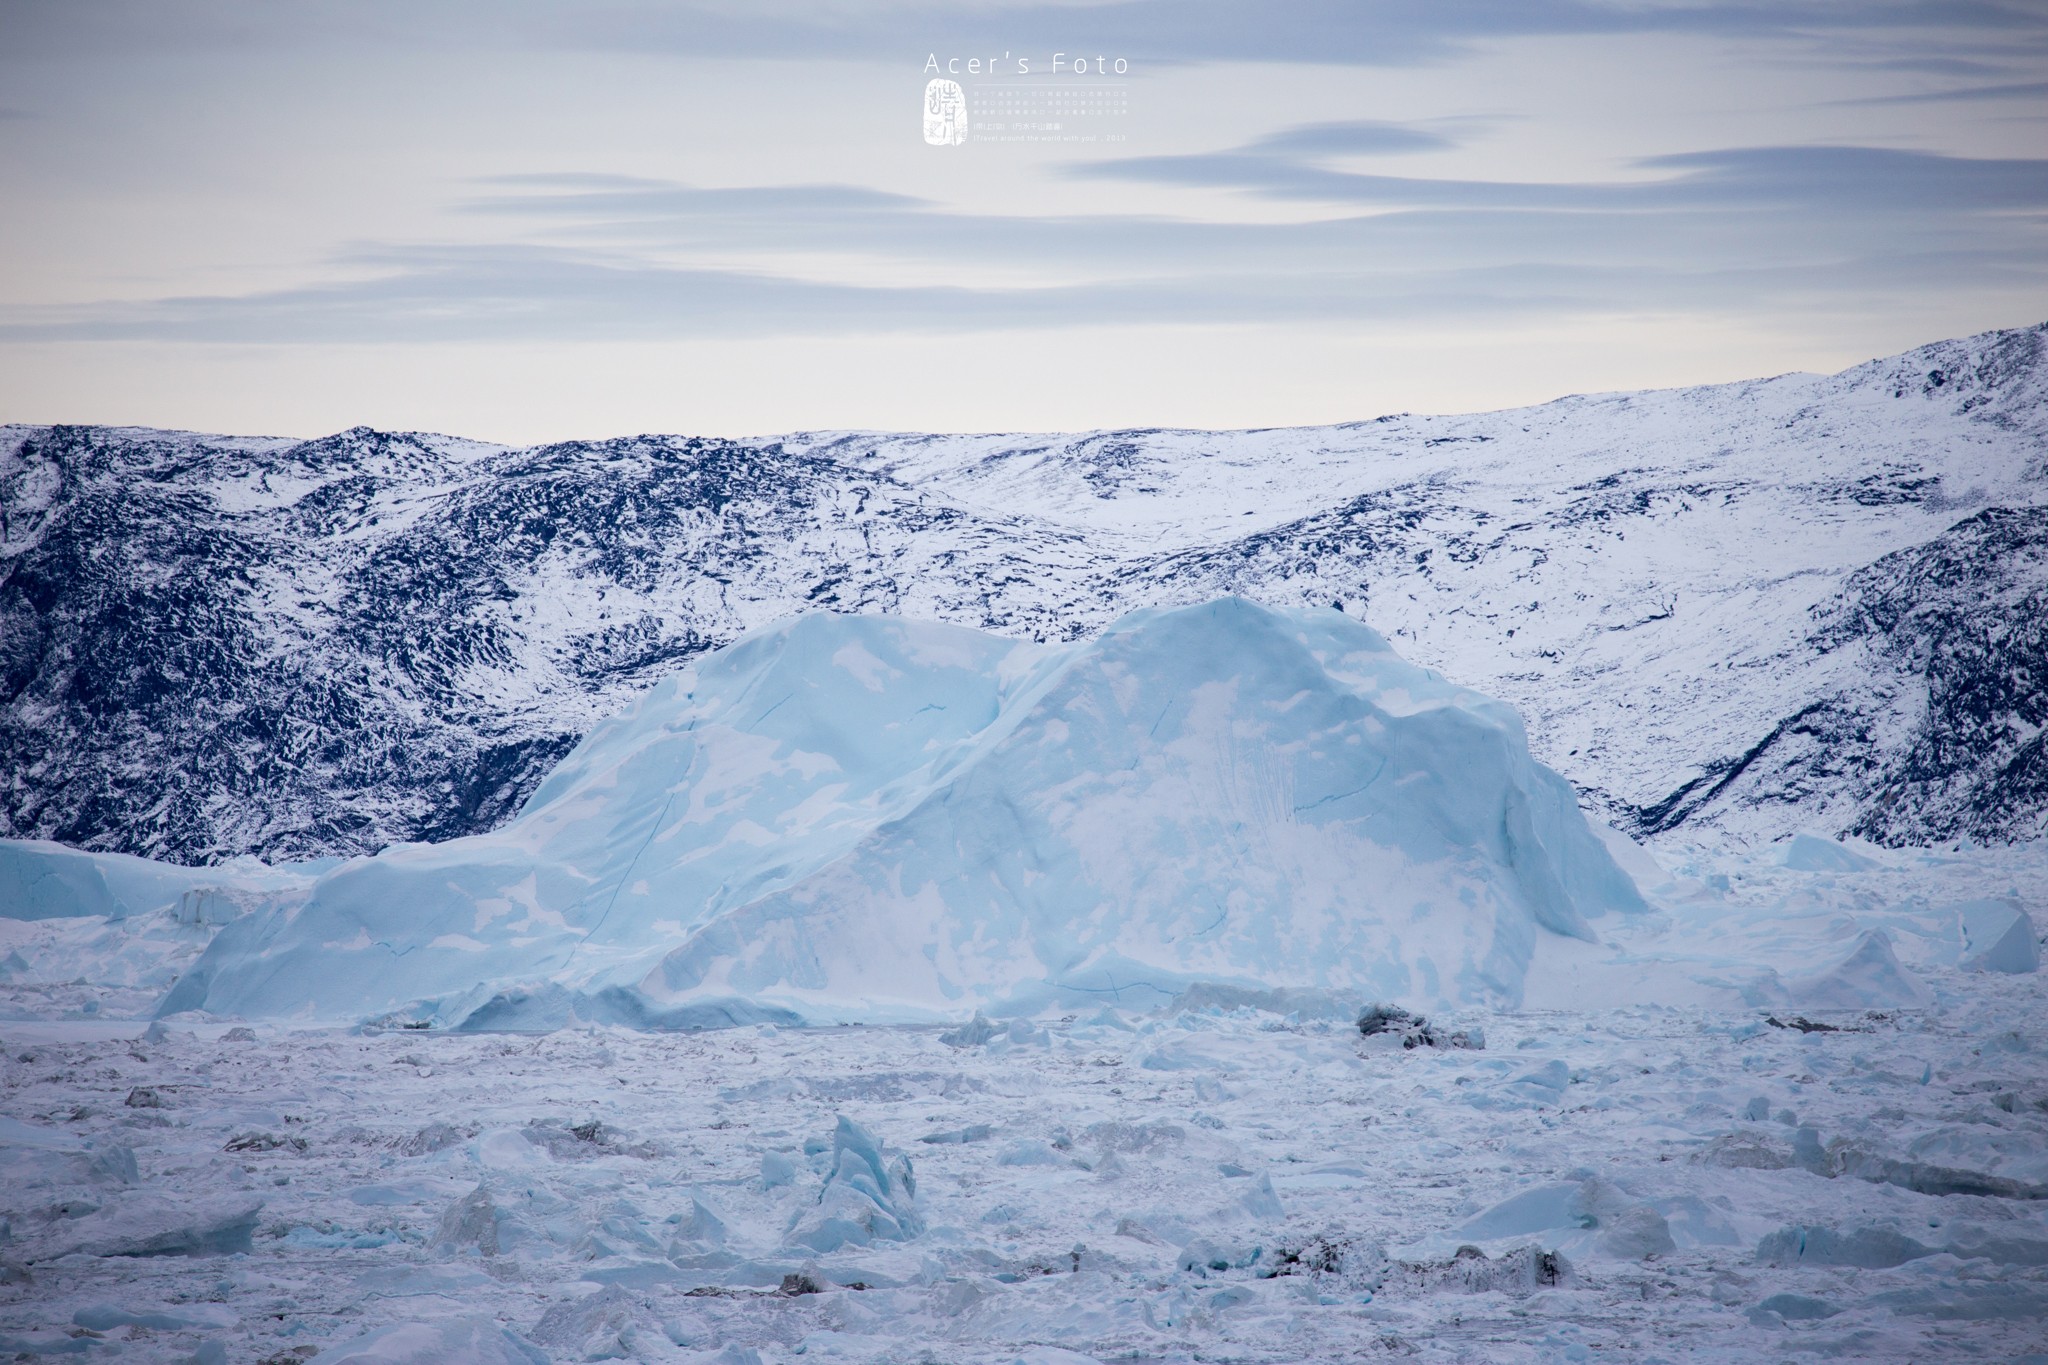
[311,1317,548,1364]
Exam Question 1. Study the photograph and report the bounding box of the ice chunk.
[1755,1224,1932,1269]
[1695,1132,1793,1170]
[1755,1292,1840,1321]
[0,837,311,922]
[1012,1350,1107,1365]
[996,1139,1066,1167]
[1846,1125,2048,1199]
[310,1317,549,1363]
[1782,930,1930,1009]
[1429,1177,1672,1261]
[704,1347,765,1365]
[72,1304,235,1332]
[0,1333,97,1358]
[1864,1284,2048,1321]
[1001,1018,1051,1047]
[667,1196,727,1254]
[1500,1059,1570,1106]
[1777,833,1879,873]
[939,1013,999,1047]
[0,1117,137,1190]
[1958,900,2039,974]
[1450,1182,1584,1242]
[1356,1004,1431,1047]
[1177,1238,1265,1275]
[528,1284,646,1358]
[25,1193,262,1260]
[1941,1228,2048,1266]
[1385,1244,1570,1297]
[435,1186,505,1257]
[785,1116,921,1253]
[1136,1041,1241,1072]
[472,1128,550,1171]
[1238,1174,1285,1221]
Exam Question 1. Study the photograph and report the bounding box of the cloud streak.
[1830,77,2048,105]
[8,0,2048,69]
[1070,139,2048,212]
[6,135,2044,345]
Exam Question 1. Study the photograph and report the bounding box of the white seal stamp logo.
[923,78,968,145]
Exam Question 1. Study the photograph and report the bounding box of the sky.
[1,0,2045,441]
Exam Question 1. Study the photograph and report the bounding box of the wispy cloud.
[1828,77,2048,105]
[6,133,2043,345]
[10,0,2048,68]
[1070,138,2048,212]
[550,0,2048,68]
[1240,119,1466,156]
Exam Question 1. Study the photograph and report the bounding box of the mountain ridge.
[3,322,2044,862]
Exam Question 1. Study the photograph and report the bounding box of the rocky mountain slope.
[3,323,2044,864]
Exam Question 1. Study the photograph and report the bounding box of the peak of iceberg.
[158,599,1646,1027]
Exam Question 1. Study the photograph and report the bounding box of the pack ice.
[116,600,1640,1026]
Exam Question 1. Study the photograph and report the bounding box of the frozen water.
[314,1317,550,1363]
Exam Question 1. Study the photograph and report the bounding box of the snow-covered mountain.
[3,323,2045,863]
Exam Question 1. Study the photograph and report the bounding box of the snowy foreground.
[3,840,2045,1364]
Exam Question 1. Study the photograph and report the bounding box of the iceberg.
[49,599,1643,1027]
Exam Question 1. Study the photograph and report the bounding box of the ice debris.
[1356,1004,1484,1050]
[23,1193,262,1260]
[308,1317,548,1364]
[1422,1176,1674,1261]
[785,1116,921,1254]
[939,1013,999,1047]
